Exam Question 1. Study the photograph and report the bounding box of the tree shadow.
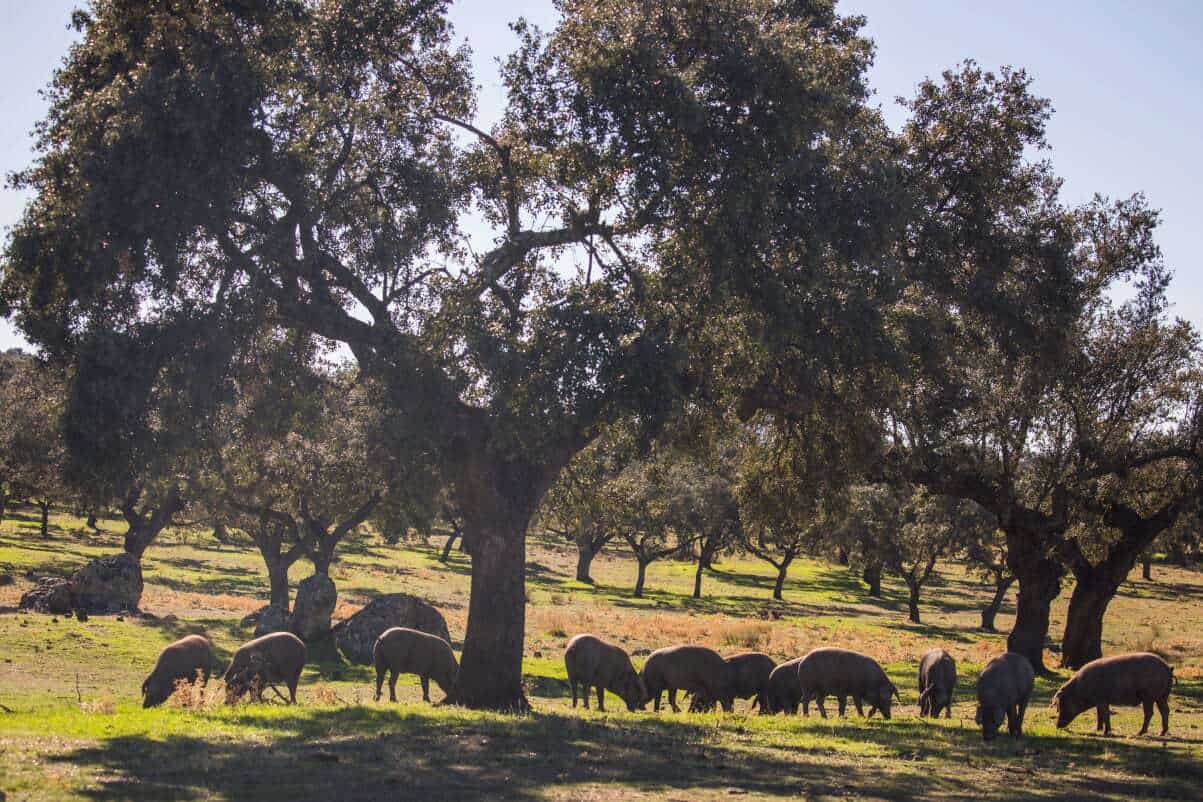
[43,706,1203,801]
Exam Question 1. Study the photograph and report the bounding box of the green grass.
[2,505,1202,800]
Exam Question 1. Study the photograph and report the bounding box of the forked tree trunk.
[444,500,533,711]
[693,558,705,599]
[634,559,649,598]
[981,575,1015,632]
[773,556,794,601]
[38,500,50,539]
[1005,525,1065,674]
[1060,502,1181,670]
[862,564,882,598]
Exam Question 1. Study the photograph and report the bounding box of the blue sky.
[2,1,1200,351]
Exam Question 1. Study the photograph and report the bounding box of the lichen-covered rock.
[255,605,290,638]
[334,593,450,665]
[290,574,337,642]
[19,577,73,614]
[69,553,144,612]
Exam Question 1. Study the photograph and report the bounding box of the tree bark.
[1005,525,1065,674]
[981,575,1015,632]
[575,546,596,584]
[1141,552,1152,581]
[862,564,882,597]
[266,559,292,611]
[440,531,459,562]
[38,500,50,538]
[0,489,7,523]
[1060,499,1184,669]
[692,558,705,599]
[836,547,849,566]
[1060,575,1119,670]
[634,559,649,598]
[773,556,794,601]
[444,502,533,711]
[906,580,922,624]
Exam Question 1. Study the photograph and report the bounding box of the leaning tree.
[1,1,896,708]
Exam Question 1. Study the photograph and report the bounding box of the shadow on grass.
[45,706,1203,802]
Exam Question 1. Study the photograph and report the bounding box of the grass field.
[1,505,1201,801]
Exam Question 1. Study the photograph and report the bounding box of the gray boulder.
[290,574,337,642]
[241,604,290,637]
[333,593,450,665]
[19,577,73,614]
[69,553,144,612]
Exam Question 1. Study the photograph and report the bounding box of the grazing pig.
[797,647,900,719]
[374,627,459,704]
[759,657,805,715]
[142,634,215,708]
[690,652,775,712]
[564,634,647,712]
[975,652,1035,741]
[1052,652,1173,737]
[918,648,957,719]
[641,645,736,713]
[224,631,307,704]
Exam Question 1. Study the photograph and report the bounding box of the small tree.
[218,338,386,623]
[963,526,1015,632]
[0,352,69,536]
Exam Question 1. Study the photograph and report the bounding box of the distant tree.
[218,334,387,617]
[0,352,69,536]
[737,418,853,601]
[540,426,636,584]
[963,526,1014,632]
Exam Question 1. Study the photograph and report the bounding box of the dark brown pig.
[918,648,957,719]
[641,645,736,713]
[224,631,307,704]
[564,634,646,712]
[975,652,1034,741]
[374,627,459,704]
[759,657,804,715]
[1052,652,1173,736]
[796,647,900,719]
[690,652,775,712]
[142,634,215,708]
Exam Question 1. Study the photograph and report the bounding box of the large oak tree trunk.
[981,575,1014,632]
[693,558,705,599]
[1060,503,1181,670]
[1141,552,1152,581]
[1060,549,1141,669]
[1060,575,1119,669]
[445,504,532,711]
[38,500,50,539]
[1004,526,1065,674]
[266,560,291,611]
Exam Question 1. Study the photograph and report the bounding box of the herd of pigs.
[142,628,1175,742]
